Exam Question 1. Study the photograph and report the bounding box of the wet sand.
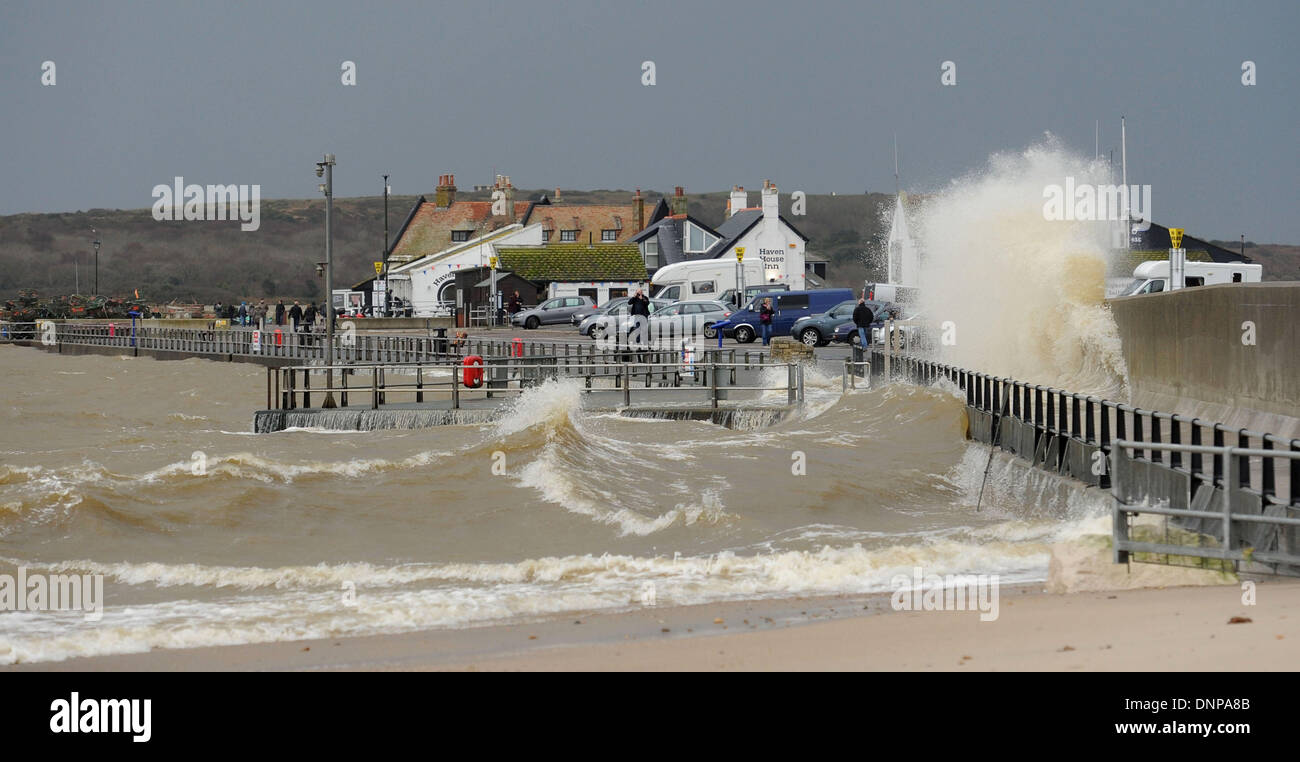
[9,580,1297,671]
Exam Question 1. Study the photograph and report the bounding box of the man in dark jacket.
[275,300,286,326]
[852,296,874,348]
[508,291,521,316]
[288,300,303,332]
[627,289,651,348]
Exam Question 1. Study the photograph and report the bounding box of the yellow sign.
[489,256,498,269]
[374,261,384,275]
[1169,228,1184,249]
[735,247,745,262]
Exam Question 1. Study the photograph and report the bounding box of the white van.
[1118,261,1263,296]
[652,259,782,304]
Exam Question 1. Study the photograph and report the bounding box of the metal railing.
[1111,440,1300,571]
[268,353,798,411]
[2,320,786,371]
[845,344,1300,574]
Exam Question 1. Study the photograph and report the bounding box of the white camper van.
[1118,260,1263,296]
[651,259,777,305]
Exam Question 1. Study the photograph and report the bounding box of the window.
[642,239,659,269]
[565,297,584,307]
[778,294,810,310]
[1142,279,1165,294]
[451,230,471,242]
[691,280,715,294]
[658,305,680,316]
[1185,277,1204,287]
[684,222,719,253]
[542,229,553,242]
[560,230,578,242]
[1232,273,1243,283]
[602,229,617,242]
[541,299,562,310]
[682,303,703,314]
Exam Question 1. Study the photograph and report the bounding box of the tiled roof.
[495,243,648,282]
[522,204,643,243]
[388,199,531,264]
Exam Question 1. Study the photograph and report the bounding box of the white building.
[388,224,543,315]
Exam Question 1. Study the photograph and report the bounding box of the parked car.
[831,304,912,347]
[789,299,856,346]
[511,295,595,329]
[714,288,854,344]
[618,299,732,346]
[793,299,892,346]
[570,297,631,330]
[579,298,670,339]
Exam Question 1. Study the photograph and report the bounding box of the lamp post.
[382,173,390,316]
[91,230,101,295]
[316,154,337,408]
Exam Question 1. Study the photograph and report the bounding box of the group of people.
[212,299,325,332]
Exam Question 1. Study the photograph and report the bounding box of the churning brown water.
[0,344,1110,663]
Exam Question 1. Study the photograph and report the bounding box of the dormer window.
[684,222,719,253]
[602,229,617,242]
[451,230,471,242]
[560,230,578,242]
[541,229,553,242]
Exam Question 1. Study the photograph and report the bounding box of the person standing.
[759,297,774,346]
[508,290,521,317]
[627,288,651,347]
[254,300,268,328]
[302,302,316,343]
[852,295,874,348]
[214,301,223,320]
[237,302,248,326]
[274,300,286,326]
[288,300,303,332]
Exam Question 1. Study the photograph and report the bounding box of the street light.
[382,173,390,317]
[315,154,337,408]
[91,230,101,295]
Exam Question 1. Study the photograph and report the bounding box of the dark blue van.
[716,288,854,344]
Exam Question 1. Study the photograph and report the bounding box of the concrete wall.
[1109,282,1300,436]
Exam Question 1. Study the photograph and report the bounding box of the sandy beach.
[7,578,1296,672]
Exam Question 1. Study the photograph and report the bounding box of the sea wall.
[1108,282,1300,437]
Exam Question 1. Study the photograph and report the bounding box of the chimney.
[729,185,747,219]
[633,188,645,231]
[554,187,563,204]
[435,173,457,208]
[494,174,515,217]
[761,180,779,230]
[670,186,688,216]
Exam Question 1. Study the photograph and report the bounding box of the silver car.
[580,298,670,339]
[511,295,594,329]
[619,299,733,346]
[571,297,631,331]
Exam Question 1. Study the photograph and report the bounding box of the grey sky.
[3,0,1296,241]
